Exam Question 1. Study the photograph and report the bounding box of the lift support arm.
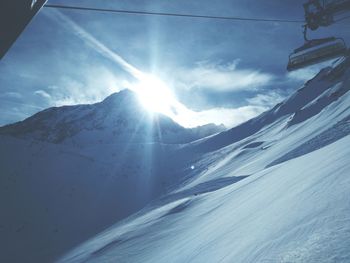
[0,0,47,59]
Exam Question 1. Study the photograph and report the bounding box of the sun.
[128,73,209,128]
[132,74,177,117]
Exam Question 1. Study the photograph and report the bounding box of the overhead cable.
[45,4,304,24]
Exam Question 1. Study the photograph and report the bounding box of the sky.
[0,0,349,128]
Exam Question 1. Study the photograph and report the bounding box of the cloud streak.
[34,90,51,99]
[176,61,274,92]
[47,9,143,80]
[32,67,125,106]
[246,91,285,108]
[0,92,23,99]
[178,105,267,128]
[286,59,336,82]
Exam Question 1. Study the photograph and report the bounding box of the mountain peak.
[100,89,139,106]
[0,88,224,145]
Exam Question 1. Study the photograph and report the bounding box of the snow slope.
[0,90,224,263]
[59,136,350,263]
[59,56,350,262]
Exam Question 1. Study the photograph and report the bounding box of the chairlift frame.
[0,0,47,59]
[287,37,348,71]
[287,0,350,71]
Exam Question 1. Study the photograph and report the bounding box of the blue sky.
[1,0,349,127]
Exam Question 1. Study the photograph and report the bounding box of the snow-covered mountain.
[0,89,224,263]
[56,56,350,262]
[0,89,225,145]
[1,56,350,263]
[194,57,350,153]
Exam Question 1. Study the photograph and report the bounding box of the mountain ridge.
[193,56,350,152]
[0,88,225,145]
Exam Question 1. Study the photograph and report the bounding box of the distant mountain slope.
[59,56,350,263]
[195,56,350,152]
[0,89,225,145]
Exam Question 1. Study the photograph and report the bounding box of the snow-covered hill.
[58,56,350,262]
[0,89,224,263]
[0,89,225,145]
[194,56,350,153]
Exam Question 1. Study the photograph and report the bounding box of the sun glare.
[129,73,219,129]
[132,74,176,116]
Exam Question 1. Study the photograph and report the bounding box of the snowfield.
[1,56,350,263]
[60,135,350,263]
[59,56,350,263]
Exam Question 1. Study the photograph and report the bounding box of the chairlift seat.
[287,37,348,71]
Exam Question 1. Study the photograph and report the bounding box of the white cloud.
[194,106,266,128]
[176,61,274,92]
[34,90,51,99]
[247,91,285,108]
[173,104,266,128]
[287,59,336,82]
[45,67,125,106]
[0,92,23,99]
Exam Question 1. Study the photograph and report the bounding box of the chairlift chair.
[287,37,348,71]
[287,0,350,71]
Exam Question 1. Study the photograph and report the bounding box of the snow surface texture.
[58,56,350,263]
[1,56,350,263]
